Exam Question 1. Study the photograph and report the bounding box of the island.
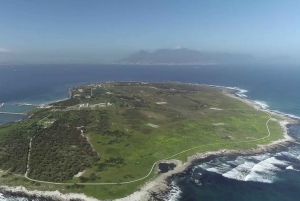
[0,82,296,201]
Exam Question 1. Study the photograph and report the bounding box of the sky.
[1,0,300,64]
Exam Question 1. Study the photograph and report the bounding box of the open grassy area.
[0,82,284,199]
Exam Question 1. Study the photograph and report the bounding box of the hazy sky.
[1,0,300,64]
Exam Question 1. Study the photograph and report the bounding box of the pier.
[0,112,26,115]
[13,103,42,107]
[0,103,26,115]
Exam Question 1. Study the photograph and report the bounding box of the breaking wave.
[191,144,300,184]
[253,100,269,109]
[166,181,182,201]
[205,84,300,120]
[163,143,300,200]
[170,125,300,193]
[0,193,34,201]
[163,85,300,201]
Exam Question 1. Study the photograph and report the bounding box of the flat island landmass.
[0,82,296,201]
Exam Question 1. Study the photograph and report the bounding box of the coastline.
[40,87,73,105]
[0,82,299,201]
[112,85,300,201]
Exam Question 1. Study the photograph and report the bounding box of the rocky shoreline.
[141,139,297,201]
[150,140,297,200]
[0,139,296,201]
[115,87,300,201]
[0,186,99,201]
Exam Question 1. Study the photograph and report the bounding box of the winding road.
[22,110,275,186]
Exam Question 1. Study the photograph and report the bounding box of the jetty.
[0,103,26,115]
[13,103,43,107]
[0,112,26,115]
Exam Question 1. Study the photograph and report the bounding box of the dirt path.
[22,109,274,185]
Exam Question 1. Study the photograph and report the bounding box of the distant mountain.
[123,50,151,62]
[117,48,254,64]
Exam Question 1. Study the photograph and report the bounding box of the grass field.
[0,82,285,200]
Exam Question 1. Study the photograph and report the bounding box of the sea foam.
[195,149,300,184]
[166,181,181,201]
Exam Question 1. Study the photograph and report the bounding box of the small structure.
[90,102,113,109]
[79,103,89,108]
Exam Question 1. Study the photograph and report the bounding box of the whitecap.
[244,157,289,183]
[0,193,5,201]
[195,153,298,183]
[206,167,223,174]
[253,100,269,109]
[270,109,300,120]
[197,158,234,174]
[166,181,181,201]
[204,84,300,121]
[222,161,256,181]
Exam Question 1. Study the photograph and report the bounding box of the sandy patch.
[156,102,167,105]
[140,110,166,120]
[279,120,294,141]
[210,107,223,110]
[146,123,159,128]
[213,123,226,126]
[74,170,85,178]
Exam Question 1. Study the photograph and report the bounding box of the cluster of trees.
[78,173,99,183]
[181,95,209,109]
[103,130,130,137]
[114,94,149,108]
[0,124,36,174]
[97,157,126,172]
[156,90,183,96]
[131,100,149,108]
[89,112,132,144]
[51,98,81,107]
[91,88,106,97]
[105,130,132,144]
[66,184,85,189]
[114,82,140,87]
[62,110,93,127]
[28,121,99,182]
[92,112,110,134]
[151,83,201,92]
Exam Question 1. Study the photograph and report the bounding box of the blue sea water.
[0,64,300,200]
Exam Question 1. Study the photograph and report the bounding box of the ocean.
[0,64,299,201]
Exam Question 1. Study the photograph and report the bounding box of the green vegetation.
[0,121,37,174]
[0,82,285,199]
[29,120,99,182]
